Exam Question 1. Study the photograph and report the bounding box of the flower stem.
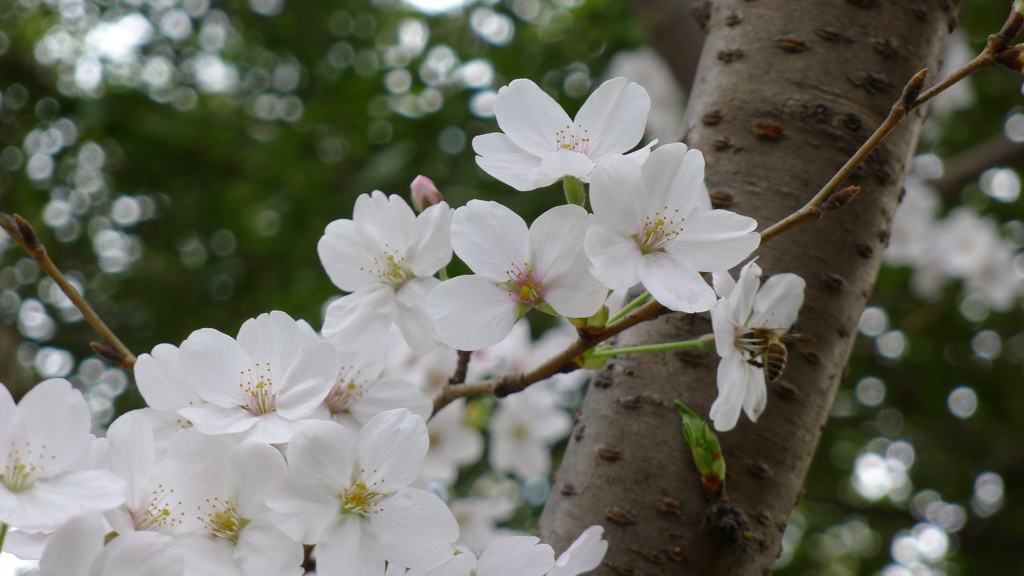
[587,334,715,359]
[562,176,587,207]
[0,522,8,553]
[608,291,651,324]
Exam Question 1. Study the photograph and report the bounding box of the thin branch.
[0,214,137,371]
[433,296,668,414]
[449,350,472,385]
[759,69,928,243]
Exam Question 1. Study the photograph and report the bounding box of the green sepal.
[568,305,609,330]
[576,345,612,370]
[534,300,559,317]
[562,176,587,207]
[675,400,727,499]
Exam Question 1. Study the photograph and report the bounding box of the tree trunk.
[539,1,957,574]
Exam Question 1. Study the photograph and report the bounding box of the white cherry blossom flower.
[103,412,209,538]
[177,311,339,444]
[406,536,556,576]
[382,326,458,399]
[427,201,607,351]
[265,410,458,576]
[883,176,940,267]
[133,344,202,450]
[547,525,608,576]
[488,386,571,480]
[0,380,125,532]
[585,142,760,313]
[449,490,518,555]
[417,399,484,487]
[473,77,653,191]
[319,191,453,352]
[176,442,304,576]
[36,513,184,576]
[710,261,805,431]
[322,345,432,434]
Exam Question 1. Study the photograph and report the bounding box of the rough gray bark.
[539,1,956,574]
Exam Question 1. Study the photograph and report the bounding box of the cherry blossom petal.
[316,517,385,576]
[712,269,737,300]
[237,311,304,379]
[538,149,594,182]
[548,525,608,576]
[750,273,806,329]
[407,202,453,276]
[244,413,302,444]
[175,534,237,576]
[623,140,657,165]
[528,408,572,443]
[666,210,760,272]
[492,434,550,478]
[225,442,287,518]
[346,378,432,428]
[370,488,459,569]
[395,277,441,354]
[530,205,590,281]
[179,328,252,407]
[574,77,649,160]
[319,218,378,292]
[451,201,530,279]
[584,224,642,291]
[265,423,353,543]
[711,301,738,361]
[283,421,354,494]
[638,252,716,313]
[357,409,428,492]
[134,344,199,413]
[321,285,397,348]
[473,133,556,192]
[353,191,416,253]
[492,79,572,156]
[742,366,768,423]
[106,412,155,507]
[37,512,104,576]
[276,342,338,420]
[94,531,184,576]
[477,536,554,576]
[641,143,704,214]
[427,275,520,351]
[542,272,608,319]
[589,155,645,233]
[9,379,91,476]
[5,470,125,531]
[235,519,304,576]
[709,355,748,432]
[727,261,762,328]
[178,403,256,436]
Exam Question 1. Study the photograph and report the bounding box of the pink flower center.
[504,264,544,307]
[634,206,683,254]
[554,124,591,155]
[325,380,365,414]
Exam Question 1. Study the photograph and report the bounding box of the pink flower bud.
[410,175,443,212]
